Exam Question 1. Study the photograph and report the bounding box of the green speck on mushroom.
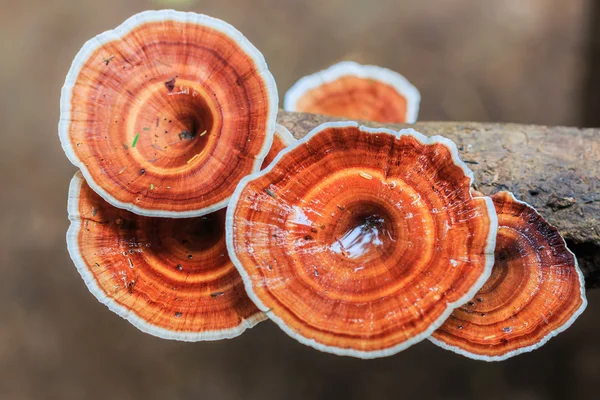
[150,183,155,190]
[143,127,150,131]
[265,188,276,198]
[131,134,140,147]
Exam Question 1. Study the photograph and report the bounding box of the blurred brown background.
[1,0,599,399]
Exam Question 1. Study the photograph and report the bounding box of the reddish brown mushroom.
[260,124,296,169]
[430,191,587,361]
[59,10,278,217]
[226,121,497,358]
[284,61,420,123]
[67,171,266,340]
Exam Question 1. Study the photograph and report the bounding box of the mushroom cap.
[226,121,497,358]
[260,124,296,170]
[284,61,420,123]
[67,171,266,341]
[430,191,587,361]
[59,10,278,217]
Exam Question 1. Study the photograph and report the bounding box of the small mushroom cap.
[59,10,278,217]
[226,121,497,358]
[67,171,266,341]
[430,191,587,361]
[260,124,296,170]
[284,61,420,123]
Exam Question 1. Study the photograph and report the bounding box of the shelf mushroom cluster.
[60,10,586,361]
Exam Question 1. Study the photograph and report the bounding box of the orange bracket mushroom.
[59,10,278,217]
[261,124,296,170]
[226,121,497,358]
[284,61,420,123]
[67,171,266,341]
[430,191,587,361]
[65,124,294,340]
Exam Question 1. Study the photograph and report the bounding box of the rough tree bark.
[277,111,600,288]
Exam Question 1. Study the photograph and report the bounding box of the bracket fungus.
[226,121,497,358]
[59,10,278,217]
[430,191,587,361]
[261,124,296,170]
[67,171,266,341]
[284,61,420,123]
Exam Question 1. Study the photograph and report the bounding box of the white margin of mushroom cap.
[259,125,296,172]
[274,123,297,147]
[59,9,278,218]
[66,171,267,341]
[429,191,588,361]
[284,61,421,123]
[225,120,497,358]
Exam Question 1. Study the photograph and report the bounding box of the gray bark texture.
[277,111,600,288]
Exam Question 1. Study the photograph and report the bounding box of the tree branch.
[277,111,600,288]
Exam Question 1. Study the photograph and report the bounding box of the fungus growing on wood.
[284,61,420,123]
[67,172,266,340]
[430,191,587,361]
[226,121,497,358]
[261,124,296,169]
[59,10,277,217]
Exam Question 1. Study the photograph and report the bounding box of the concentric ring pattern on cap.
[66,171,267,341]
[59,10,278,217]
[226,121,497,358]
[284,61,420,123]
[430,191,587,361]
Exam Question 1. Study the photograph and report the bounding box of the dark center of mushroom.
[329,202,396,262]
[176,212,224,253]
[131,81,216,169]
[471,225,534,312]
[148,210,225,262]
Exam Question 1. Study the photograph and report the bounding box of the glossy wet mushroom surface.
[67,172,265,341]
[60,10,277,217]
[284,62,420,123]
[430,191,587,361]
[227,122,497,358]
